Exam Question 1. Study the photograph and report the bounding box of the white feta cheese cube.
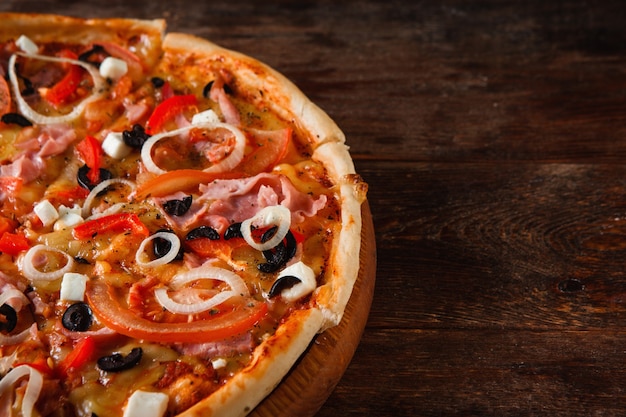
[123,390,169,417]
[16,35,38,54]
[102,131,132,159]
[99,56,128,81]
[54,205,84,231]
[60,273,88,302]
[191,109,220,125]
[33,200,59,227]
[211,358,228,369]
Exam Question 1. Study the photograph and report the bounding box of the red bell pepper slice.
[145,94,198,134]
[42,50,84,107]
[75,135,103,184]
[56,336,96,378]
[0,231,30,255]
[72,212,149,240]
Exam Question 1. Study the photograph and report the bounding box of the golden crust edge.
[0,12,166,45]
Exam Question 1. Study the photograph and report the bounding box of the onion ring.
[81,178,136,218]
[155,266,249,315]
[8,52,106,125]
[141,122,246,175]
[0,363,43,417]
[241,205,291,251]
[20,245,74,282]
[135,231,181,267]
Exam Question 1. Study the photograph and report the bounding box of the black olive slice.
[186,225,220,241]
[77,164,113,191]
[122,124,151,149]
[268,275,302,298]
[0,303,17,333]
[62,302,93,332]
[97,347,142,372]
[202,81,214,98]
[1,112,32,127]
[258,231,297,273]
[223,222,242,240]
[153,229,184,261]
[151,77,165,88]
[162,195,193,216]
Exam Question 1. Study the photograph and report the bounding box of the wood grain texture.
[4,0,626,416]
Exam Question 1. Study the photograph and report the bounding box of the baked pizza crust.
[0,14,367,417]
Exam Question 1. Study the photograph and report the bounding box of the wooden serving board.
[251,202,376,416]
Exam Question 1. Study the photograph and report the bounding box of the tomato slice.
[86,282,268,343]
[134,169,244,200]
[242,128,291,175]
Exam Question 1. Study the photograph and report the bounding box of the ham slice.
[197,172,327,224]
[0,123,76,190]
[155,173,326,234]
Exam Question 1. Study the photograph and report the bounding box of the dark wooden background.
[5,0,626,415]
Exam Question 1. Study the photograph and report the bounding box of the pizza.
[0,13,367,417]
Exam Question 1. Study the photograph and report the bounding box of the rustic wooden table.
[4,0,626,415]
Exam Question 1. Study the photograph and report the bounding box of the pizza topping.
[123,390,169,417]
[86,281,268,343]
[15,35,38,54]
[56,335,96,378]
[123,123,151,149]
[0,231,30,255]
[269,261,317,302]
[61,302,93,332]
[102,131,133,159]
[8,52,107,125]
[73,212,149,240]
[99,56,129,81]
[153,229,185,261]
[268,275,301,298]
[141,122,247,174]
[0,303,18,332]
[0,364,43,417]
[258,229,297,273]
[33,199,59,227]
[136,230,182,267]
[81,178,135,217]
[241,205,291,251]
[186,225,220,241]
[145,93,198,135]
[59,272,89,302]
[154,265,249,315]
[163,195,193,216]
[20,244,75,282]
[135,169,243,200]
[1,113,33,127]
[214,227,237,246]
[97,347,143,372]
